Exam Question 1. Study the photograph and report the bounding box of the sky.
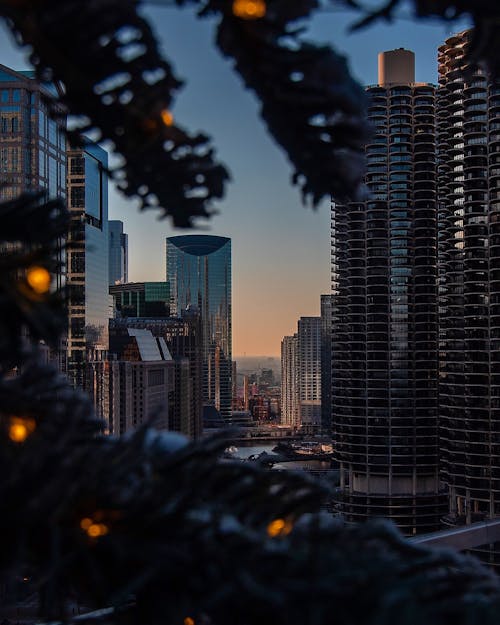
[0,2,470,357]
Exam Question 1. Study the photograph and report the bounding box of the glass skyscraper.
[166,235,232,423]
[109,220,128,285]
[67,144,109,388]
[0,64,66,202]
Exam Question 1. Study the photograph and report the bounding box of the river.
[231,441,333,473]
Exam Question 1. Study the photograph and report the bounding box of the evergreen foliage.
[0,2,500,624]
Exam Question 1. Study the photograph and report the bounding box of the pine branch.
[1,375,500,625]
[0,193,68,369]
[0,0,229,227]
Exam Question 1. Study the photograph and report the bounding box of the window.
[70,186,85,208]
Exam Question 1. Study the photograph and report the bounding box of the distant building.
[66,145,109,389]
[298,317,322,432]
[259,368,274,387]
[320,294,333,435]
[88,327,174,434]
[166,235,232,423]
[281,334,299,427]
[108,309,203,439]
[108,220,128,285]
[110,282,170,318]
[243,374,250,411]
[232,360,238,409]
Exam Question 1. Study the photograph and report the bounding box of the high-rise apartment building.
[166,235,232,423]
[331,49,445,535]
[438,31,500,564]
[320,294,333,434]
[281,334,299,427]
[108,220,128,285]
[298,317,322,432]
[0,64,66,202]
[66,145,109,388]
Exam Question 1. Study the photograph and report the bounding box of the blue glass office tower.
[166,235,232,423]
[67,144,109,388]
[109,220,128,285]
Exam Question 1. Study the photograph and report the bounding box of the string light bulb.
[267,518,293,538]
[161,109,174,127]
[80,517,109,538]
[184,618,195,625]
[26,266,51,294]
[8,416,36,443]
[232,0,266,20]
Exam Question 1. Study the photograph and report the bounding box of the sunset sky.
[0,3,470,356]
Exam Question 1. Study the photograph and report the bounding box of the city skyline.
[0,9,471,356]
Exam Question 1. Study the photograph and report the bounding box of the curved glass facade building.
[438,31,500,564]
[332,51,446,535]
[166,235,232,423]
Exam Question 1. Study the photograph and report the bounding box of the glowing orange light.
[267,518,293,538]
[80,517,93,531]
[85,522,109,538]
[232,0,266,19]
[8,416,36,443]
[26,266,51,294]
[184,618,195,625]
[161,109,174,127]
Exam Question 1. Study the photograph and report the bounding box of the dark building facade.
[109,310,203,439]
[166,235,232,424]
[438,30,500,565]
[89,327,173,435]
[332,50,445,535]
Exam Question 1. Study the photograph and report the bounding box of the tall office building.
[332,49,445,535]
[298,317,322,432]
[438,31,500,564]
[109,220,128,285]
[66,145,109,388]
[166,235,232,423]
[0,64,66,202]
[0,65,67,370]
[281,334,299,427]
